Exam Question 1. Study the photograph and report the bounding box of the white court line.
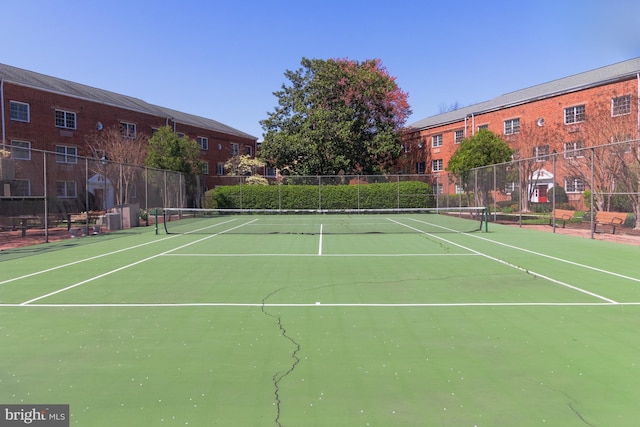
[405,216,640,284]
[0,218,239,287]
[387,217,618,304]
[163,253,479,257]
[318,224,323,256]
[3,301,640,308]
[19,219,258,305]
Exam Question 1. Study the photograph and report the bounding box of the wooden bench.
[0,216,43,237]
[593,211,627,234]
[549,209,576,228]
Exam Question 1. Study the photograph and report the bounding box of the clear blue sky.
[2,0,639,140]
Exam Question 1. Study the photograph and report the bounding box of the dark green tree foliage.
[446,129,514,206]
[145,126,203,174]
[259,58,411,176]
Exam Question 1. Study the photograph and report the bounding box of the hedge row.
[204,181,435,210]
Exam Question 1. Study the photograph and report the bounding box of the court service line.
[388,218,618,304]
[19,219,259,305]
[0,218,239,287]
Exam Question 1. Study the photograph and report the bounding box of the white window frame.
[230,143,239,156]
[55,109,76,129]
[119,122,136,138]
[216,162,225,176]
[564,105,585,124]
[612,95,631,116]
[197,136,209,150]
[432,159,443,172]
[10,101,30,122]
[431,134,443,148]
[435,183,444,194]
[55,145,78,164]
[504,118,520,135]
[10,140,31,160]
[533,145,550,162]
[455,183,464,194]
[56,180,77,198]
[201,161,209,175]
[564,141,584,159]
[454,129,464,144]
[565,177,585,193]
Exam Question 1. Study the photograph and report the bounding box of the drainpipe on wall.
[1,78,5,152]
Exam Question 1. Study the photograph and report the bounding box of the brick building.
[402,58,640,208]
[0,63,257,196]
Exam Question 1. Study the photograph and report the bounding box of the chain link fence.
[0,148,187,245]
[2,140,639,247]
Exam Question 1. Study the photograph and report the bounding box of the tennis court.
[1,211,640,426]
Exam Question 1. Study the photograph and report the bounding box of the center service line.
[318,223,323,256]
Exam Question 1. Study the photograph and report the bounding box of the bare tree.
[85,126,149,208]
[565,92,640,228]
[507,120,562,212]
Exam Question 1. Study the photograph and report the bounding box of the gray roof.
[0,63,257,140]
[409,57,640,130]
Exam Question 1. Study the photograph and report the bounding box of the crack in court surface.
[261,288,301,427]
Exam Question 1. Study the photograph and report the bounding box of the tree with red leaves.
[259,58,411,175]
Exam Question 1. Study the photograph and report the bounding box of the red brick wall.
[2,82,256,190]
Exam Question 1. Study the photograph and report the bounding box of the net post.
[155,209,158,235]
[484,207,489,232]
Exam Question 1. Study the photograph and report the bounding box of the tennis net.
[161,207,488,235]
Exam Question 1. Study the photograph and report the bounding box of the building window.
[455,183,464,194]
[10,101,30,122]
[564,105,585,124]
[533,145,550,162]
[478,124,489,131]
[246,145,252,156]
[431,134,443,148]
[10,140,31,160]
[230,143,239,156]
[565,177,585,193]
[55,145,78,164]
[432,159,443,172]
[119,122,136,138]
[504,118,520,135]
[265,167,277,177]
[564,141,584,158]
[454,129,464,144]
[56,181,77,198]
[197,136,209,150]
[12,180,31,197]
[403,143,410,153]
[505,182,517,194]
[612,95,631,116]
[176,132,185,138]
[201,162,209,175]
[216,162,225,176]
[55,110,76,129]
[435,183,443,194]
[416,161,426,174]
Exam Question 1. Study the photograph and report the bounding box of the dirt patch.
[0,228,76,251]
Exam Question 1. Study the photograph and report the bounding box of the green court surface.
[1,213,640,426]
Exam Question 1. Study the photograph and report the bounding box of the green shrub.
[204,181,435,210]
